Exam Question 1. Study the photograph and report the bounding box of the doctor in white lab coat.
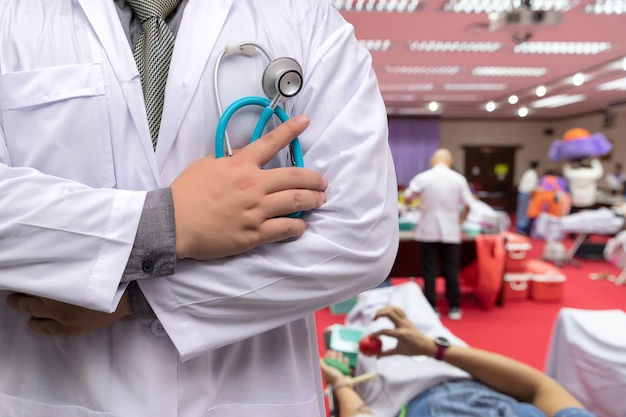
[0,1,398,417]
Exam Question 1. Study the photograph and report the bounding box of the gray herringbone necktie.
[127,0,179,150]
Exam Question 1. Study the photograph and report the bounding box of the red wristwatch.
[434,336,450,361]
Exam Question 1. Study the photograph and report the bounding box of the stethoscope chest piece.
[262,57,303,101]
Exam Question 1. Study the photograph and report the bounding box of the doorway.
[463,145,519,213]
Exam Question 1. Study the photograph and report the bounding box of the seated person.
[322,305,594,417]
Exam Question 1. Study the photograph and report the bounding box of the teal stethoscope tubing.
[215,96,304,218]
[214,96,304,168]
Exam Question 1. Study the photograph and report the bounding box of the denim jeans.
[402,379,596,417]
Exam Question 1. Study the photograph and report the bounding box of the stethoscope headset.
[213,41,305,217]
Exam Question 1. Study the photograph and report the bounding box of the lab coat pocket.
[206,396,321,417]
[0,63,116,188]
[0,391,115,417]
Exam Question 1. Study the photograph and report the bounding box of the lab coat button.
[150,319,167,337]
[142,259,154,273]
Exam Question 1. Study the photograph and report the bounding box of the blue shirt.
[403,380,595,417]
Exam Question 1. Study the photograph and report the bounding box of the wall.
[440,110,626,186]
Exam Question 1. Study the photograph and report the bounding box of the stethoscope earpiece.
[262,57,303,101]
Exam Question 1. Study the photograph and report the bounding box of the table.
[388,230,477,278]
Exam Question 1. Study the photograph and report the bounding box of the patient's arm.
[371,306,585,417]
[320,351,372,417]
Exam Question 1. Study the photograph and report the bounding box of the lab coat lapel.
[75,0,161,183]
[155,0,233,167]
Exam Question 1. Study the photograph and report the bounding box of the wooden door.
[464,146,518,213]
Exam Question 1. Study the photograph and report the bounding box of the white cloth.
[0,2,399,417]
[518,168,539,193]
[545,308,626,417]
[563,159,603,208]
[404,164,474,244]
[345,282,470,417]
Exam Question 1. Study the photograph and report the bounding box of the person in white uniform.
[404,149,473,320]
[563,158,603,212]
[0,1,399,417]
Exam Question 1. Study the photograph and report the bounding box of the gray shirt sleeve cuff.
[122,187,176,282]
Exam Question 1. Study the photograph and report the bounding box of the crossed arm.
[6,115,327,335]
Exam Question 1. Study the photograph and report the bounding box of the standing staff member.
[404,149,473,320]
[0,1,399,416]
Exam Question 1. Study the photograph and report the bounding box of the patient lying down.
[321,305,594,417]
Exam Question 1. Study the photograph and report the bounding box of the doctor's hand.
[171,115,327,260]
[6,291,132,336]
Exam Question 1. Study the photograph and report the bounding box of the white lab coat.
[0,1,399,416]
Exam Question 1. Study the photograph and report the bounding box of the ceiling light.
[429,101,439,112]
[513,42,612,55]
[518,107,529,118]
[597,76,626,91]
[332,0,422,13]
[359,39,392,51]
[444,83,507,91]
[382,94,418,102]
[423,94,479,101]
[508,95,519,104]
[485,101,496,112]
[379,83,434,92]
[472,67,547,77]
[384,65,460,76]
[536,85,547,97]
[572,73,585,86]
[442,0,574,14]
[531,94,586,108]
[409,41,502,53]
[585,0,626,15]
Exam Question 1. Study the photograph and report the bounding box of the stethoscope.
[213,41,304,167]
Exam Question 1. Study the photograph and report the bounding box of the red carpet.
[315,235,626,371]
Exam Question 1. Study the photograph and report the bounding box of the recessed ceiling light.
[518,107,529,118]
[444,83,507,91]
[531,94,586,108]
[384,65,460,76]
[513,42,612,55]
[508,95,519,104]
[485,101,496,112]
[359,39,392,51]
[429,101,439,112]
[597,76,626,91]
[572,73,585,86]
[382,94,418,102]
[423,94,479,101]
[536,85,547,97]
[585,0,626,15]
[409,41,502,53]
[332,0,421,13]
[442,0,574,14]
[472,67,547,77]
[379,84,434,92]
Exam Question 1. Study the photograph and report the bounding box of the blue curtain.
[388,118,441,188]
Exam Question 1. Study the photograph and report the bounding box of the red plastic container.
[503,232,532,272]
[503,273,531,300]
[526,259,566,301]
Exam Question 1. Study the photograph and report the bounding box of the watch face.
[435,336,450,347]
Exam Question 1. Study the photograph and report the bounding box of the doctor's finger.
[27,318,68,336]
[261,166,327,194]
[261,189,326,219]
[6,293,48,318]
[240,115,310,166]
[256,217,309,244]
